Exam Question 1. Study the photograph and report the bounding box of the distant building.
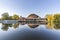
[27,14,40,28]
[19,17,26,25]
[19,14,47,28]
[27,14,40,18]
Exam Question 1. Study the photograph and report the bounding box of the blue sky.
[0,0,60,17]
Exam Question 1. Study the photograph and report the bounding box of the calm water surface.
[0,24,60,40]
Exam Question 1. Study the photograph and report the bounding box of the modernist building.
[26,14,40,28]
[19,14,47,28]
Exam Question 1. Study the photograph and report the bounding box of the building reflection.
[1,14,60,31]
[1,21,60,31]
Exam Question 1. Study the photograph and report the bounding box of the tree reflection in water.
[1,23,20,31]
[1,24,12,31]
[13,23,20,29]
[1,22,60,31]
[53,21,60,30]
[46,21,60,30]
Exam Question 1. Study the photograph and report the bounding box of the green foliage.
[1,23,19,31]
[1,24,9,31]
[1,13,20,20]
[2,13,9,20]
[53,14,60,29]
[9,16,13,20]
[12,14,19,20]
[46,14,60,29]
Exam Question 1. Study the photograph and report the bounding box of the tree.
[53,14,60,29]
[2,13,9,20]
[46,14,54,29]
[9,16,13,20]
[12,14,19,20]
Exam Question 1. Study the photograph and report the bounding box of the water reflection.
[1,24,12,31]
[47,21,60,30]
[0,25,60,40]
[1,23,20,31]
[1,21,60,31]
[0,22,60,40]
[0,19,60,31]
[13,23,20,29]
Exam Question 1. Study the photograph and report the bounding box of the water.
[0,20,60,40]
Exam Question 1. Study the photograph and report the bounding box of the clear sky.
[0,0,60,17]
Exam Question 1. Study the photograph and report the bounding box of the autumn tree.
[46,14,54,29]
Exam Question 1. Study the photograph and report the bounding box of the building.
[19,14,47,28]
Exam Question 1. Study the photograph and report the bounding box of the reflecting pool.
[0,22,60,40]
